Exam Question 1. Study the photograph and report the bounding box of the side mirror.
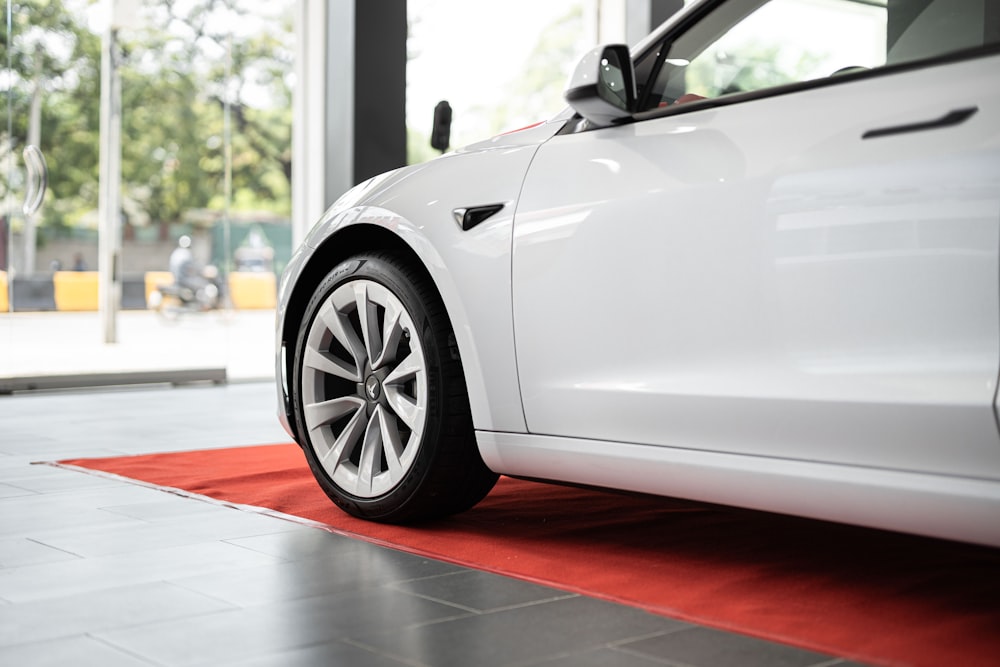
[564,44,636,127]
[431,100,452,152]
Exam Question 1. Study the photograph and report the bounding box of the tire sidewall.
[291,254,449,520]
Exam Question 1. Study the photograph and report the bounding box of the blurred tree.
[1,0,95,229]
[122,0,294,230]
[2,0,293,242]
[685,40,828,98]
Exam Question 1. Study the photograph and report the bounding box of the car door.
[511,0,1000,479]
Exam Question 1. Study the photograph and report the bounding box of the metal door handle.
[862,107,978,140]
[22,145,48,216]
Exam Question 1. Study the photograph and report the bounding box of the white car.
[275,0,1000,547]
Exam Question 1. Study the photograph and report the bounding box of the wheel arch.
[280,221,494,440]
[281,225,422,408]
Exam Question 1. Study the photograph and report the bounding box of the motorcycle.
[149,264,224,318]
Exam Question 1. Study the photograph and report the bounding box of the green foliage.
[3,0,293,232]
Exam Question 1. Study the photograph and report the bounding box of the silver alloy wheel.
[300,279,427,498]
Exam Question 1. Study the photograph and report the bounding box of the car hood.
[302,117,568,249]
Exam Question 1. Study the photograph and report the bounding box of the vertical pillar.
[292,0,330,249]
[97,26,122,343]
[292,0,406,249]
[353,1,406,186]
[97,0,139,342]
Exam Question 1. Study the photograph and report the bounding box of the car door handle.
[862,107,978,140]
[22,145,49,216]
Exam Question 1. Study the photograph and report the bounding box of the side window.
[642,0,996,110]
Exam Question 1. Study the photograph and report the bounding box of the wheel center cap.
[364,375,381,401]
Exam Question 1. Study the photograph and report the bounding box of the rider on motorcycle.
[165,235,221,310]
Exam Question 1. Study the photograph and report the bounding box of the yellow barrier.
[53,271,100,311]
[0,271,7,312]
[228,271,277,310]
[145,271,174,306]
[3,271,278,311]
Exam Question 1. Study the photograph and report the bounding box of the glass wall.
[3,0,618,390]
[2,0,293,389]
[405,0,600,164]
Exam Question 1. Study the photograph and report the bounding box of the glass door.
[1,0,293,390]
[2,0,6,366]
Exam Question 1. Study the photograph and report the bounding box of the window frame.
[627,0,1000,123]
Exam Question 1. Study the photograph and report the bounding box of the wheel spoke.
[371,299,404,370]
[319,406,367,474]
[384,349,423,385]
[384,350,426,430]
[354,283,383,368]
[380,409,405,479]
[305,396,366,477]
[318,300,366,373]
[383,387,421,432]
[303,346,359,382]
[357,405,384,494]
[304,396,364,429]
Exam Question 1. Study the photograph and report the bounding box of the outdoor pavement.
[0,308,276,389]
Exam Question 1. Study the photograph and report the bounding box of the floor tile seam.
[7,465,144,495]
[0,578,240,615]
[153,578,247,615]
[23,535,89,560]
[0,545,290,605]
[86,603,271,651]
[387,582,580,615]
[0,493,44,505]
[598,627,748,667]
[0,597,241,650]
[388,568,473,586]
[610,643,711,667]
[85,631,170,667]
[99,504,236,521]
[509,640,681,667]
[379,584,490,615]
[0,523,200,557]
[0,481,44,496]
[9,482,138,496]
[617,597,873,665]
[610,627,855,667]
[163,573,381,610]
[339,636,432,667]
[1,527,283,575]
[0,633,158,666]
[215,523,324,555]
[371,605,483,635]
[39,461,339,534]
[600,626,705,666]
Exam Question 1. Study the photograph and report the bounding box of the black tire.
[291,252,498,523]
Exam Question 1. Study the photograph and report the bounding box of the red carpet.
[59,443,1000,667]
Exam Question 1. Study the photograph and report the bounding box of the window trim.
[629,42,1000,124]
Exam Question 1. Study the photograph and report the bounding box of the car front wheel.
[291,252,498,522]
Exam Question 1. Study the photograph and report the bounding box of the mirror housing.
[564,44,636,127]
[431,100,453,152]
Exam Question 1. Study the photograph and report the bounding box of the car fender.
[279,119,565,436]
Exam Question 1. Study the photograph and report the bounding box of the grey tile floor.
[0,382,870,666]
